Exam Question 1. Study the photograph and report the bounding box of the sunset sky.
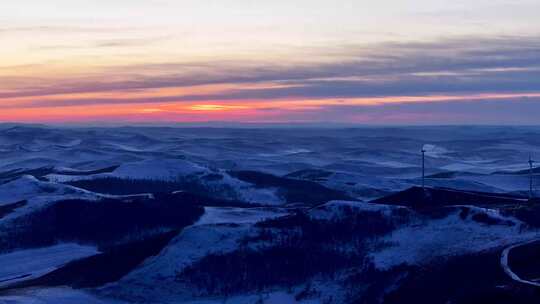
[1,0,540,124]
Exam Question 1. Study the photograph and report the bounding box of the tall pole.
[422,149,426,190]
[529,155,535,199]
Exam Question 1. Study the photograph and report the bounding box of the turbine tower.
[422,148,426,190]
[529,155,535,199]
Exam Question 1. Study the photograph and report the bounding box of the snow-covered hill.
[1,126,540,303]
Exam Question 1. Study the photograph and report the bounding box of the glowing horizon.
[1,1,540,124]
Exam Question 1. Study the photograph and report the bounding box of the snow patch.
[47,159,209,182]
[181,291,322,304]
[101,224,254,301]
[0,243,99,288]
[0,287,126,304]
[0,175,97,207]
[195,207,290,226]
[310,200,401,220]
[371,208,535,270]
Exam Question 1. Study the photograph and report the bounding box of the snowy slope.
[370,206,536,270]
[0,243,99,288]
[46,159,209,182]
[0,175,93,206]
[0,176,101,224]
[0,176,154,225]
[99,207,290,302]
[0,287,126,304]
[309,200,400,220]
[195,207,290,226]
[0,126,539,303]
[47,163,285,205]
[178,291,322,304]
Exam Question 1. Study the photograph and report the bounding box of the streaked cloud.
[1,0,540,124]
[2,36,539,107]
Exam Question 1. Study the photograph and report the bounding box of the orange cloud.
[188,104,249,111]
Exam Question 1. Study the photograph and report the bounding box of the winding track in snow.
[500,239,540,287]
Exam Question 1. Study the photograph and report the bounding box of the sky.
[1,0,540,124]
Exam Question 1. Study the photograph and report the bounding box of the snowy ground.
[0,126,539,303]
[195,207,290,226]
[1,126,538,186]
[0,244,99,288]
[0,287,126,304]
[370,207,537,270]
[0,175,95,206]
[179,290,322,304]
[96,206,290,302]
[0,176,154,226]
[309,200,400,220]
[46,159,210,183]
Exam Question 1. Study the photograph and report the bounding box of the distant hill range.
[371,186,528,208]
